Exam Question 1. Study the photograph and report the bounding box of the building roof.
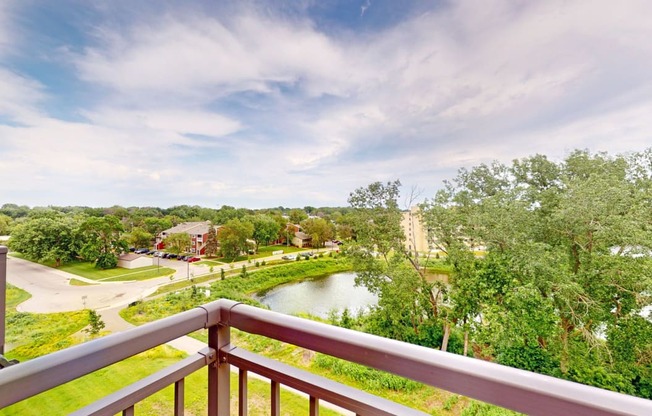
[161,221,212,236]
[119,253,145,261]
[294,231,312,240]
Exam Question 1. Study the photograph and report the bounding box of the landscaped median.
[58,262,176,282]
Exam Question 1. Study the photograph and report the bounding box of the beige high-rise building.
[401,207,432,253]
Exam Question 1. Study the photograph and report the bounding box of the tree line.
[4,203,353,266]
[345,149,652,399]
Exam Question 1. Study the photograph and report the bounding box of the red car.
[187,257,201,263]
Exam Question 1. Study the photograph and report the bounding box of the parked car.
[134,248,149,254]
[179,255,189,261]
[167,253,178,259]
[188,257,201,263]
[300,252,314,258]
[282,254,296,260]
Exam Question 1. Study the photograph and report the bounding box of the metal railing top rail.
[217,299,652,416]
[0,306,210,408]
[0,299,651,416]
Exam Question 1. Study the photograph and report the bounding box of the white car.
[281,254,296,260]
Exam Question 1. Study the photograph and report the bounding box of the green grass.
[121,255,353,324]
[4,284,89,361]
[59,262,175,281]
[69,278,96,286]
[148,252,347,298]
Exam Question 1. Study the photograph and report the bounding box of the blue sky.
[1,0,652,209]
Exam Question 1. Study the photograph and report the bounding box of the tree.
[347,181,443,349]
[143,217,173,237]
[289,208,308,224]
[165,233,191,254]
[247,214,280,251]
[78,215,127,269]
[204,224,219,257]
[0,214,12,235]
[9,214,79,267]
[127,227,152,249]
[419,150,652,397]
[84,310,106,336]
[300,217,334,248]
[218,218,254,261]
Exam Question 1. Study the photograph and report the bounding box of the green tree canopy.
[246,214,280,252]
[300,217,334,248]
[218,218,254,261]
[204,224,219,258]
[9,214,79,267]
[78,215,127,269]
[165,233,191,255]
[126,227,153,249]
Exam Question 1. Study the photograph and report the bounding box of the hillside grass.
[4,284,89,362]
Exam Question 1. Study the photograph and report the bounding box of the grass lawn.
[4,284,89,361]
[60,262,176,282]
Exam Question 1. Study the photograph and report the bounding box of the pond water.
[254,272,378,318]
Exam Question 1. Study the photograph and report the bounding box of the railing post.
[208,321,230,415]
[0,246,7,355]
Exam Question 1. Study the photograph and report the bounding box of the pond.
[254,272,378,318]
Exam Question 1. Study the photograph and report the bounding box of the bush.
[313,354,421,392]
[95,253,118,269]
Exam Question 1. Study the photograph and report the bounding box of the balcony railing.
[1,299,651,415]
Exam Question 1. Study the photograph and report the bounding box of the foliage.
[0,213,12,235]
[126,226,152,249]
[83,310,106,335]
[288,208,308,224]
[78,215,127,269]
[313,354,421,392]
[217,218,254,261]
[164,232,191,254]
[8,213,80,267]
[300,217,335,248]
[418,149,652,397]
[204,223,219,257]
[246,214,280,251]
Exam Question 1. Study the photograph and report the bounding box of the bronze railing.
[1,298,651,415]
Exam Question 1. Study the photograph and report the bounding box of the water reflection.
[255,272,378,318]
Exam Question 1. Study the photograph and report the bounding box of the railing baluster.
[309,396,319,416]
[174,378,184,416]
[271,380,280,416]
[208,322,230,415]
[123,405,134,416]
[239,368,248,416]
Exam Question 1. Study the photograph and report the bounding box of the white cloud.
[73,13,354,102]
[83,108,243,138]
[4,0,652,208]
[0,68,46,122]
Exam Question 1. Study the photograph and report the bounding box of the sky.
[1,0,652,209]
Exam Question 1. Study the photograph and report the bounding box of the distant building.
[292,231,312,248]
[156,221,214,255]
[117,253,151,269]
[401,207,433,253]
